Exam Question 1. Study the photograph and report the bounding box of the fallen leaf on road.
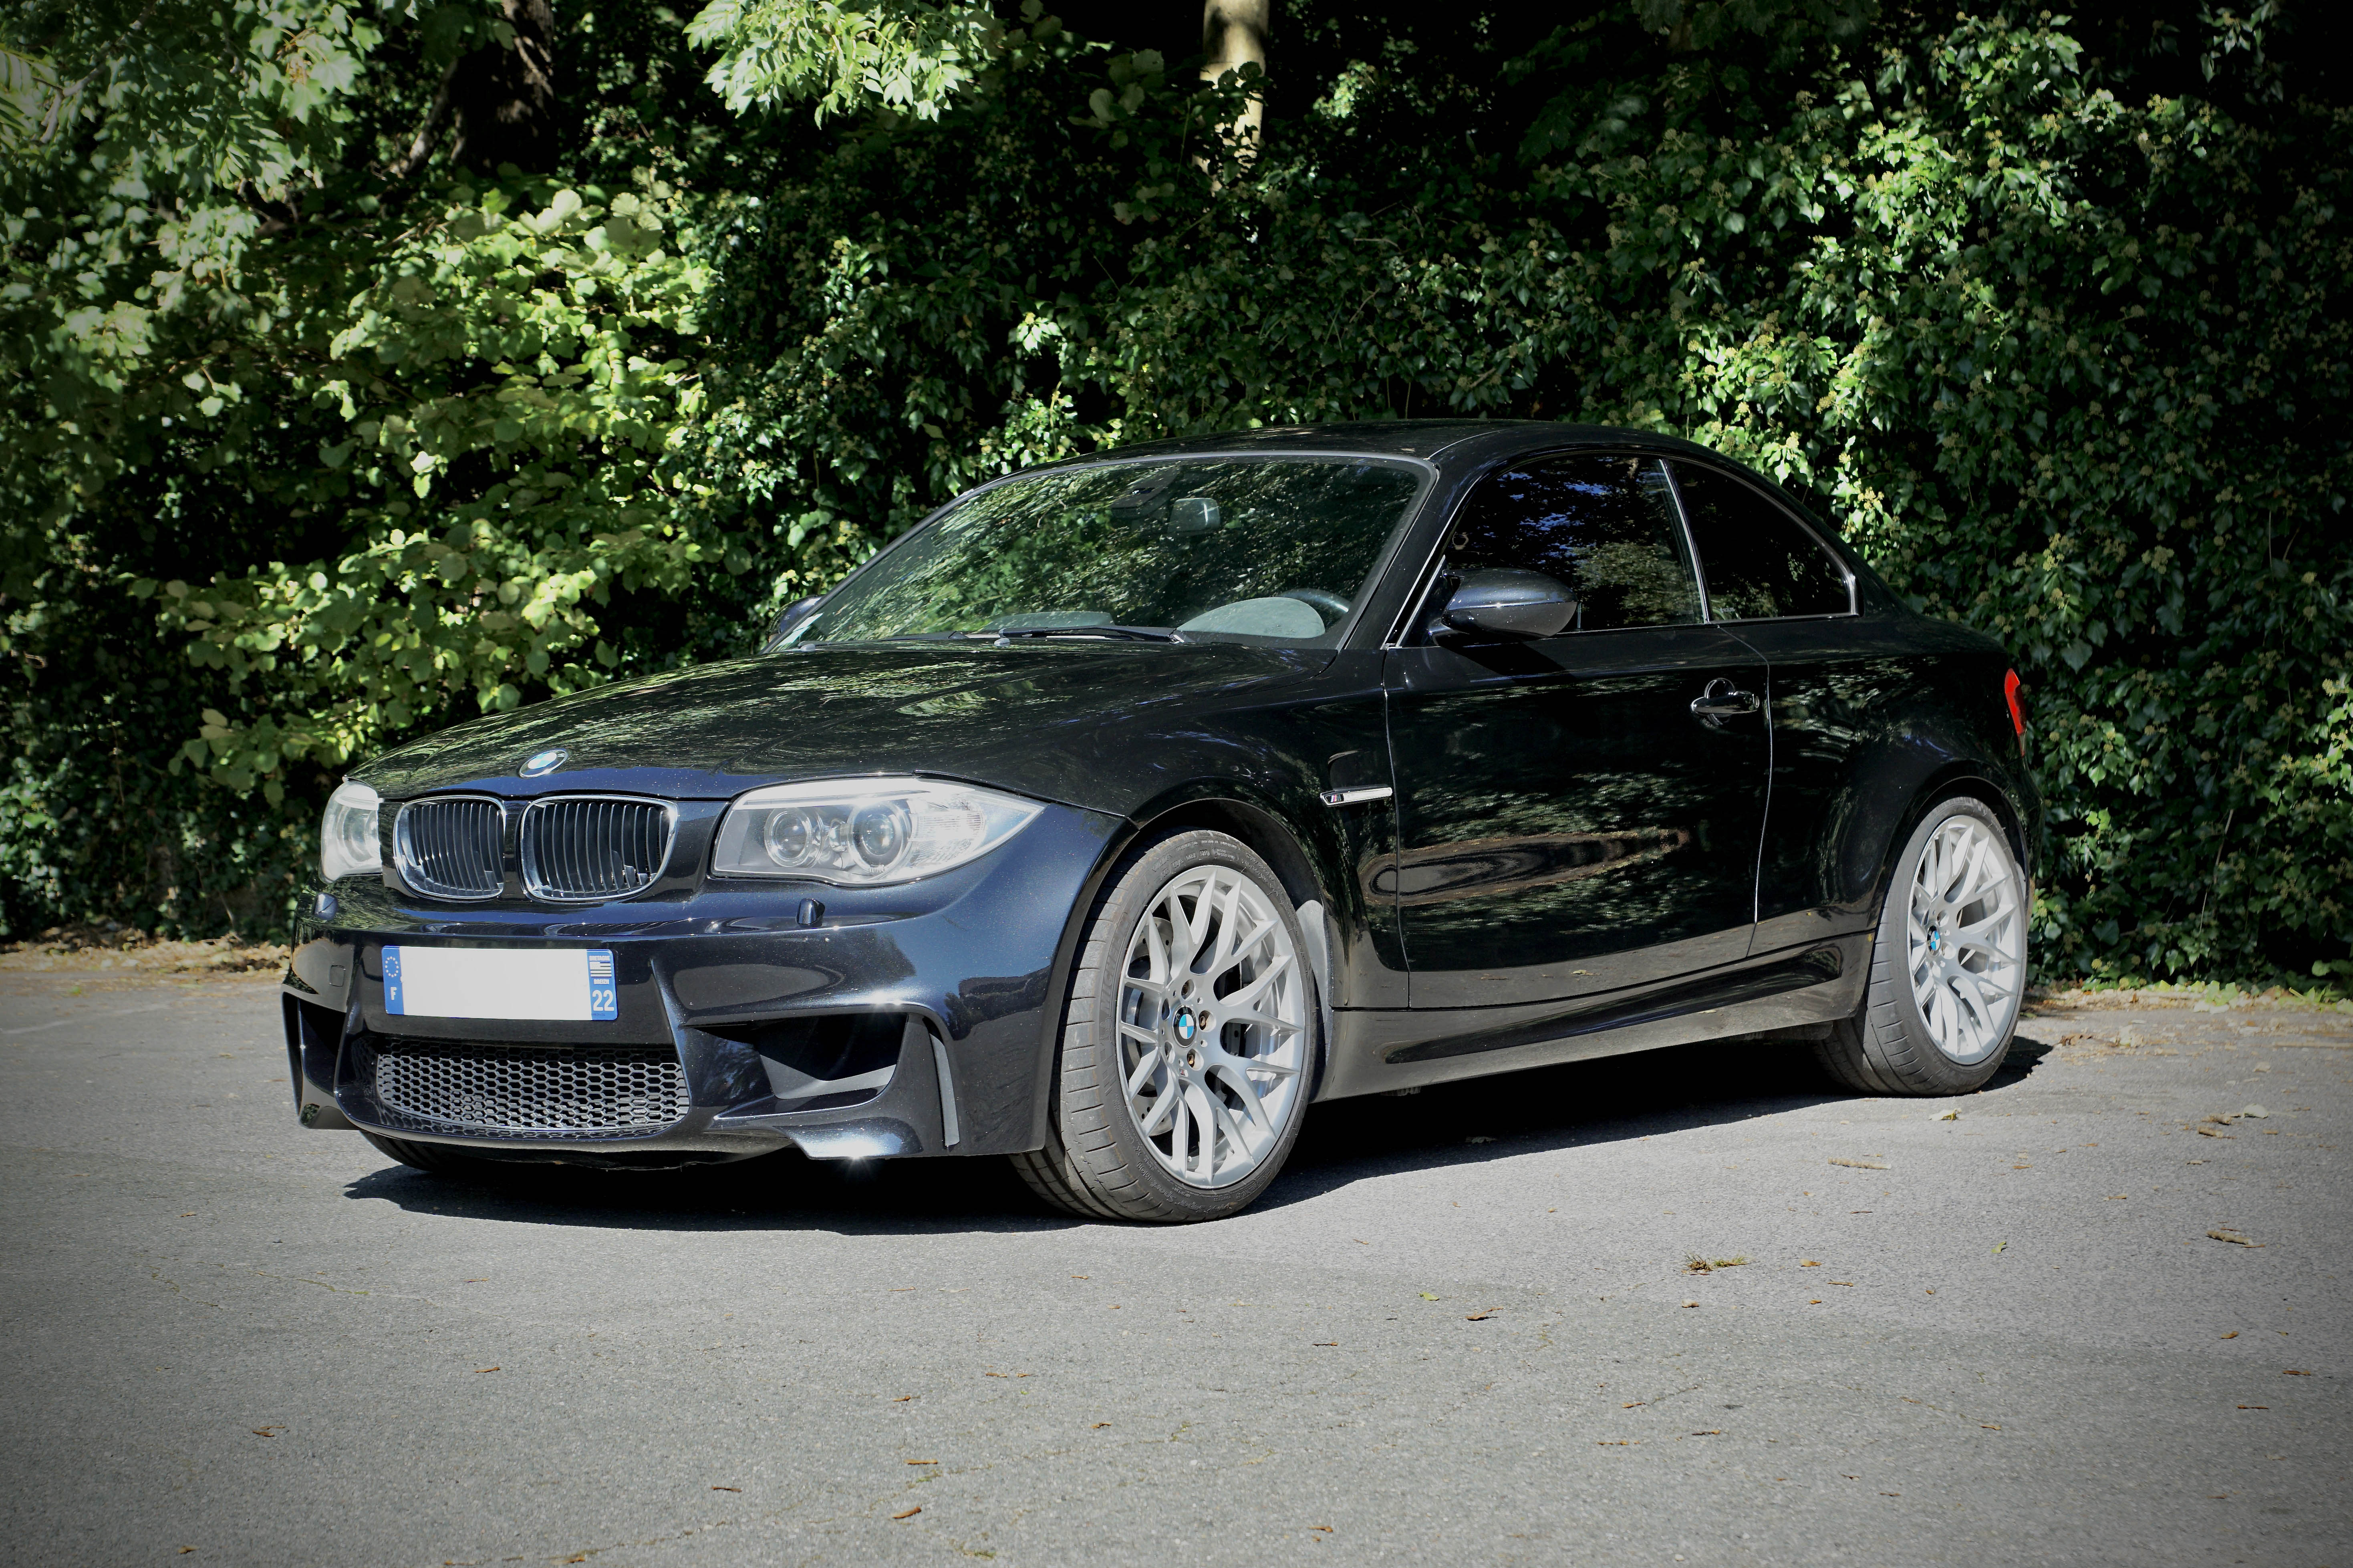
[250,1427,281,1438]
[1808,1298,1822,1304]
[1465,1308,1499,1320]
[2240,1105,2268,1118]
[1830,1157,1888,1169]
[2285,1369,2311,1375]
[1930,1109,1958,1121]
[2238,1405,2268,1410]
[892,1507,922,1520]
[1312,1341,1338,1347]
[1685,1254,1749,1273]
[1091,1422,1110,1429]
[1596,1439,1636,1446]
[907,1459,938,1465]
[1312,1525,1333,1533]
[1981,1424,2000,1431]
[1419,1292,1440,1300]
[2207,1229,2258,1246]
[892,1395,915,1401]
[2195,1126,2234,1138]
[1801,1259,1821,1267]
[1830,1280,1856,1286]
[2221,1332,2239,1339]
[1992,1241,2007,1253]
[2106,1194,2128,1200]
[1680,1299,1699,1308]
[475,1366,499,1374]
[711,1485,740,1492]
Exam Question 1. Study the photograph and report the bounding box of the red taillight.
[2004,669,2027,747]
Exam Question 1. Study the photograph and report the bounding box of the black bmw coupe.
[284,421,2040,1221]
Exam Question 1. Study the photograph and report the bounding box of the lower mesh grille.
[354,1035,688,1139]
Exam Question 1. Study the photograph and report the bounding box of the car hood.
[355,642,1335,813]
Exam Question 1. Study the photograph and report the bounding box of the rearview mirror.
[1434,568,1577,642]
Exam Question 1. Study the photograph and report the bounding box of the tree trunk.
[395,0,558,177]
[1200,0,1269,164]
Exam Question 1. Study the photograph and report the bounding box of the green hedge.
[2,0,2347,985]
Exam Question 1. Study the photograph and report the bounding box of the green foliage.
[0,0,2345,985]
[688,0,1039,122]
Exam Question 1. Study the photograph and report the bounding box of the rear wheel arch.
[1889,765,2035,898]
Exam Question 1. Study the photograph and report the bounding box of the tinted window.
[1445,454,1701,633]
[1672,463,1851,620]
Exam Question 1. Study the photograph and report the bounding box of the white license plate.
[382,946,617,1022]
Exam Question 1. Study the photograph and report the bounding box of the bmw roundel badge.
[1174,1008,1197,1042]
[520,747,569,778]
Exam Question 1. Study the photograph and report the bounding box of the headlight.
[319,780,382,882]
[711,777,1042,886]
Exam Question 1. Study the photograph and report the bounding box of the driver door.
[1383,452,1771,1008]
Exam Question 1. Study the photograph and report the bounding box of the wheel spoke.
[1126,1052,1163,1097]
[1217,951,1293,1010]
[1138,1088,1177,1137]
[1209,1055,1275,1133]
[1183,1082,1223,1173]
[1218,1006,1303,1039]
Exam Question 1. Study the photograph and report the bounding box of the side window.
[1671,463,1852,620]
[1444,454,1702,633]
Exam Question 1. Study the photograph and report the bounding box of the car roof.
[1053,420,1740,472]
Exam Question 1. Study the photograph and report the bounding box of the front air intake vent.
[521,796,676,902]
[353,1035,688,1139]
[394,796,505,900]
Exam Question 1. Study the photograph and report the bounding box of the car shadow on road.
[340,1032,2057,1232]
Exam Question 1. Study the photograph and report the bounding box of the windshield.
[792,457,1426,646]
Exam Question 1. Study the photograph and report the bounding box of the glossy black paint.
[1384,625,1770,1009]
[286,419,2041,1167]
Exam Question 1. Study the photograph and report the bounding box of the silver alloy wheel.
[1905,813,2026,1065]
[1116,863,1308,1188]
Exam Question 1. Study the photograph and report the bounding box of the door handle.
[1690,680,1762,720]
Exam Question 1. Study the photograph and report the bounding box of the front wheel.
[1817,795,2029,1095]
[1012,830,1317,1222]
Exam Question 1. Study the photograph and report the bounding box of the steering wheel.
[1275,588,1352,626]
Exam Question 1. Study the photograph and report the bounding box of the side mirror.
[1434,568,1577,642]
[764,595,821,650]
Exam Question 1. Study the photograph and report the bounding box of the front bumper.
[281,802,1120,1163]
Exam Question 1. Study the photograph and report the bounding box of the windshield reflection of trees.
[812,459,1420,641]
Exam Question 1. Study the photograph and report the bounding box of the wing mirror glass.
[1434,568,1577,642]
[764,595,821,649]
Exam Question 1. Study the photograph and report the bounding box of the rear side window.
[1672,463,1852,620]
[1446,454,1702,633]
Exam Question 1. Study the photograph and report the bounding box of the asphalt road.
[1,968,2346,1567]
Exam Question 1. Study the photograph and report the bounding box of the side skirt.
[1321,934,1870,1099]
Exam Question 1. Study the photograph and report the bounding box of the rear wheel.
[1817,795,2029,1095]
[1012,830,1316,1222]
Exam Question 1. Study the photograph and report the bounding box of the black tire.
[361,1130,491,1174]
[1817,795,2029,1096]
[1011,829,1319,1223]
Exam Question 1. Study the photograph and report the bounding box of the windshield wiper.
[965,625,1185,644]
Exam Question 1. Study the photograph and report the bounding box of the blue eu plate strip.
[587,949,617,1021]
[383,944,406,1015]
